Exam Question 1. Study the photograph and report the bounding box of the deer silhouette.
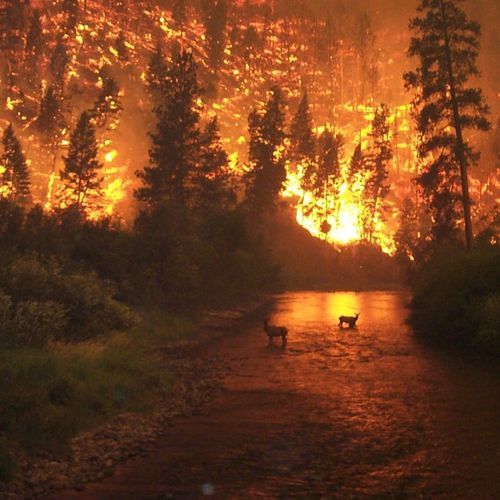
[338,313,359,329]
[264,319,288,345]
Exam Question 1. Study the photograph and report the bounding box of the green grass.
[0,311,196,481]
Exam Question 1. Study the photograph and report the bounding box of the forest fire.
[0,0,497,251]
[0,1,499,498]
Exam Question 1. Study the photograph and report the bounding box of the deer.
[338,313,359,329]
[264,319,288,346]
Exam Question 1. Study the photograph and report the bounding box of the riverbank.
[0,296,271,498]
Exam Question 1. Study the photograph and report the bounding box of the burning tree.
[60,111,103,212]
[405,0,491,249]
[1,124,31,205]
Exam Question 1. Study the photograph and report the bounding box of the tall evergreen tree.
[1,124,31,204]
[36,85,64,148]
[291,92,317,217]
[290,92,315,164]
[246,86,287,212]
[172,0,187,28]
[60,111,103,211]
[200,0,228,78]
[115,31,129,62]
[362,104,393,243]
[405,0,490,249]
[62,0,79,31]
[315,130,344,234]
[146,42,168,100]
[0,0,25,51]
[136,50,202,207]
[193,117,233,212]
[50,38,69,89]
[24,9,44,70]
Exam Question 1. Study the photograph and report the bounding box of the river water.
[63,291,500,499]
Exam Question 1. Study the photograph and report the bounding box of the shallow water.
[63,291,500,499]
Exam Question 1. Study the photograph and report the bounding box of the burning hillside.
[0,0,497,254]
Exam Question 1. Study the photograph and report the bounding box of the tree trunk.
[439,0,473,249]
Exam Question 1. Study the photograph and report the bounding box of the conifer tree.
[353,11,375,103]
[50,38,69,89]
[290,92,315,165]
[172,0,187,28]
[291,92,317,217]
[315,130,344,234]
[193,117,233,212]
[0,0,25,52]
[90,77,122,130]
[200,0,228,80]
[136,50,202,207]
[246,86,287,212]
[115,31,129,62]
[362,104,393,243]
[405,0,490,248]
[24,9,44,71]
[146,42,168,100]
[60,112,103,211]
[1,124,31,204]
[62,0,79,31]
[36,85,64,148]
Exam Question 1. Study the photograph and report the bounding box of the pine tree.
[36,85,64,148]
[90,77,122,130]
[404,0,490,249]
[246,86,287,212]
[115,31,129,62]
[315,130,344,234]
[1,124,31,204]
[60,112,103,211]
[146,42,168,100]
[172,0,187,28]
[50,38,69,89]
[62,0,79,31]
[0,0,25,52]
[24,9,45,70]
[193,117,233,212]
[200,0,228,79]
[291,92,317,218]
[362,104,393,243]
[353,11,375,103]
[136,50,202,207]
[290,92,315,164]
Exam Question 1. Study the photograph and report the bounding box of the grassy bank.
[408,248,500,354]
[0,310,195,482]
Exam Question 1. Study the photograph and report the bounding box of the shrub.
[0,447,16,482]
[11,301,67,347]
[409,248,500,350]
[0,256,135,345]
[474,294,500,354]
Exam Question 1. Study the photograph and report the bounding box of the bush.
[0,256,135,346]
[0,447,16,482]
[409,248,500,351]
[474,294,500,354]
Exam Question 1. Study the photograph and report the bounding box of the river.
[62,291,500,499]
